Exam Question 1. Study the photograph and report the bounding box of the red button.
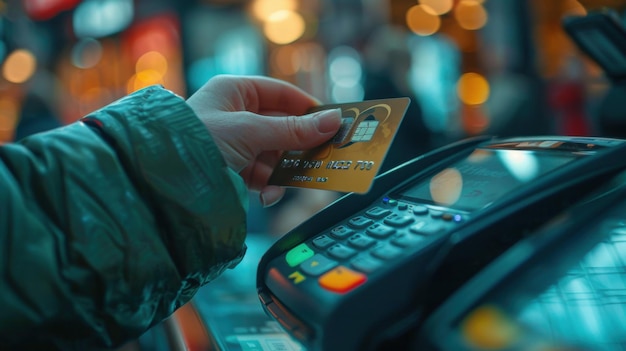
[318,266,366,293]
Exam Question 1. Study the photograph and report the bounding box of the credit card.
[268,97,411,194]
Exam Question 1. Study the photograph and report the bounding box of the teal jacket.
[0,86,248,350]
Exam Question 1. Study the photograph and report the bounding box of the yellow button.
[288,271,306,284]
[318,266,367,293]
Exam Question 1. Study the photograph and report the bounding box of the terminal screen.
[399,149,580,211]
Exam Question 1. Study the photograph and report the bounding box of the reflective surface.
[457,225,626,350]
[400,148,580,211]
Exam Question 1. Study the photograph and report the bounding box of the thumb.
[257,108,342,151]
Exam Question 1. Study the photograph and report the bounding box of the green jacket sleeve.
[0,86,248,350]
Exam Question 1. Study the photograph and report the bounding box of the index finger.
[243,75,323,116]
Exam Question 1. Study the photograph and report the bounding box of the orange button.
[318,266,367,293]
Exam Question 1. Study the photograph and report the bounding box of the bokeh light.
[71,38,103,69]
[78,87,113,117]
[136,51,168,77]
[263,10,306,45]
[457,72,490,105]
[328,46,364,102]
[419,0,454,15]
[73,0,134,38]
[462,105,489,135]
[331,84,364,103]
[406,5,441,36]
[0,97,19,143]
[454,0,488,30]
[127,70,165,94]
[272,45,301,75]
[563,0,587,15]
[430,168,463,206]
[3,49,37,83]
[251,0,297,21]
[461,305,521,349]
[329,47,362,88]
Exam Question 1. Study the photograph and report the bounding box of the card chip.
[351,115,379,142]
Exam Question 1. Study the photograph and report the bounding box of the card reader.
[256,136,626,351]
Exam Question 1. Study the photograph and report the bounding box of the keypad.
[312,235,335,249]
[300,254,338,276]
[365,206,391,219]
[327,244,358,260]
[348,216,374,229]
[366,223,396,238]
[350,255,384,273]
[409,221,445,236]
[371,243,403,260]
[330,225,354,239]
[384,214,415,227]
[391,232,424,247]
[347,234,376,249]
[412,205,429,215]
[284,198,466,293]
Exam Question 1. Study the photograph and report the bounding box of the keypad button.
[366,223,396,238]
[371,243,403,260]
[452,214,465,223]
[409,221,445,236]
[430,210,443,218]
[391,233,425,247]
[365,206,391,219]
[348,216,374,229]
[347,234,376,249]
[300,254,338,276]
[318,266,367,293]
[382,198,397,206]
[441,213,454,221]
[384,214,415,227]
[285,243,315,267]
[351,255,384,273]
[330,225,354,239]
[412,205,429,215]
[327,244,358,260]
[311,235,335,249]
[398,203,408,210]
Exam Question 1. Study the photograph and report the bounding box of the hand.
[186,75,342,207]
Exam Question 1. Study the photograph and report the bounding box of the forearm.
[0,86,248,349]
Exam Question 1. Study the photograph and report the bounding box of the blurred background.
[0,0,624,234]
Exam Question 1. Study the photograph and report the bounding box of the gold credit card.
[268,97,411,194]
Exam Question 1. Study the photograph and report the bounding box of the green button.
[286,243,315,267]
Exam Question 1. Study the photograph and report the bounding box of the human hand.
[186,75,342,207]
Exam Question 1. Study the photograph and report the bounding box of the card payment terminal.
[256,136,626,351]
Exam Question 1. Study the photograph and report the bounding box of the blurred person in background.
[0,74,341,350]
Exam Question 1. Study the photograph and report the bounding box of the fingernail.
[260,191,280,208]
[314,108,342,133]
